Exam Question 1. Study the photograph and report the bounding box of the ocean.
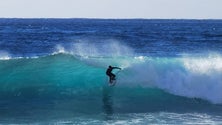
[0,19,222,124]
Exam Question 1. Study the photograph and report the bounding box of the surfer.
[106,65,121,83]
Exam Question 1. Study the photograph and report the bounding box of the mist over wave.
[0,51,11,60]
[54,40,137,69]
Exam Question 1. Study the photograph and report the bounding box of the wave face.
[1,52,222,105]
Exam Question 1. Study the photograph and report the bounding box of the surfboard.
[109,78,117,86]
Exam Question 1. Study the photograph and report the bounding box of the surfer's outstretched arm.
[112,67,121,70]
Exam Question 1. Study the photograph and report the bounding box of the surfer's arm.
[113,67,121,70]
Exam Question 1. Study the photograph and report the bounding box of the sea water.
[0,19,222,124]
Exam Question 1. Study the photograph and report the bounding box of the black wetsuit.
[106,66,121,82]
[106,67,116,80]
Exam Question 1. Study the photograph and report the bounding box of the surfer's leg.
[108,74,112,83]
[109,77,112,83]
[111,74,116,80]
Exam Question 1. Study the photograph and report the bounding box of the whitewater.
[0,19,222,124]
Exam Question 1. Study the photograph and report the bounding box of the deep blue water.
[0,19,222,124]
[1,19,222,57]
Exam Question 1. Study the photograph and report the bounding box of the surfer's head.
[109,65,112,68]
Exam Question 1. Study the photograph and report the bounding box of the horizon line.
[0,17,222,20]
